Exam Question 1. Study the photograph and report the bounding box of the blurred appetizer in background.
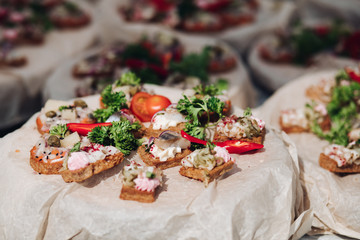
[118,0,258,33]
[0,0,90,67]
[73,33,234,98]
[259,20,359,66]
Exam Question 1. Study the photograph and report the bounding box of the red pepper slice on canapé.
[67,122,112,136]
[345,67,360,84]
[180,130,264,154]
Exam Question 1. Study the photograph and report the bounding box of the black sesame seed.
[35,156,38,158]
[46,156,48,160]
[56,153,59,156]
[39,159,42,162]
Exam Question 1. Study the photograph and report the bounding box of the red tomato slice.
[145,95,171,117]
[130,92,152,122]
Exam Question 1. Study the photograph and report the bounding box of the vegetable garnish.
[95,85,128,122]
[114,71,141,87]
[88,120,141,155]
[50,124,68,139]
[130,92,172,122]
[130,92,152,122]
[181,130,263,154]
[308,67,360,146]
[177,95,225,150]
[169,46,210,83]
[67,122,112,136]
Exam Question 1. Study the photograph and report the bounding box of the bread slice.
[279,115,331,134]
[319,153,360,173]
[179,161,234,186]
[145,122,186,138]
[137,145,192,170]
[213,128,266,144]
[120,185,156,203]
[29,146,64,174]
[60,152,124,182]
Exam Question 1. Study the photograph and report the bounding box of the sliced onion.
[148,137,155,146]
[150,110,166,123]
[158,130,179,139]
[120,110,135,123]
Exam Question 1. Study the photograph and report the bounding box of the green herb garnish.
[50,124,68,139]
[70,141,81,153]
[170,47,210,83]
[115,71,141,87]
[88,119,141,155]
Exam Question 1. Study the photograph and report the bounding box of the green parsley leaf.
[115,71,141,87]
[58,105,71,111]
[70,142,81,153]
[88,119,141,155]
[49,124,68,139]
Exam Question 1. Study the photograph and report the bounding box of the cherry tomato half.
[145,95,172,117]
[130,92,152,122]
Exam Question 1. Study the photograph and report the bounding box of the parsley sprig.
[177,95,225,150]
[50,124,68,139]
[88,119,141,155]
[94,85,128,122]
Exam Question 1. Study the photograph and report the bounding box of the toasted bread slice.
[137,145,192,170]
[60,152,124,182]
[319,153,360,173]
[29,146,65,174]
[120,185,156,203]
[279,115,331,134]
[213,128,266,144]
[179,161,234,186]
[145,122,186,138]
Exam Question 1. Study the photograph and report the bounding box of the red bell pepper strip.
[67,122,112,136]
[181,130,264,154]
[345,68,360,84]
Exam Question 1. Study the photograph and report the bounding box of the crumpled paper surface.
[0,1,98,130]
[257,71,360,239]
[96,0,295,54]
[1,85,306,239]
[43,29,256,108]
[248,35,360,92]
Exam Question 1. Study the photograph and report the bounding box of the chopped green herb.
[70,142,81,153]
[88,119,141,155]
[115,71,141,87]
[50,124,68,139]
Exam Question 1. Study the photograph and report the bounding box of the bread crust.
[319,153,360,173]
[119,185,156,203]
[60,152,124,182]
[29,146,64,174]
[179,161,234,186]
[213,128,266,144]
[137,145,192,170]
[145,122,186,138]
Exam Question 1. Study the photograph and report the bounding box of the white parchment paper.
[0,1,98,130]
[43,30,256,108]
[257,71,360,238]
[248,35,360,92]
[0,85,306,240]
[96,0,295,54]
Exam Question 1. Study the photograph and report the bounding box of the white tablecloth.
[0,85,307,239]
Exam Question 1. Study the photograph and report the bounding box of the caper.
[74,99,87,108]
[47,135,61,147]
[45,111,57,118]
